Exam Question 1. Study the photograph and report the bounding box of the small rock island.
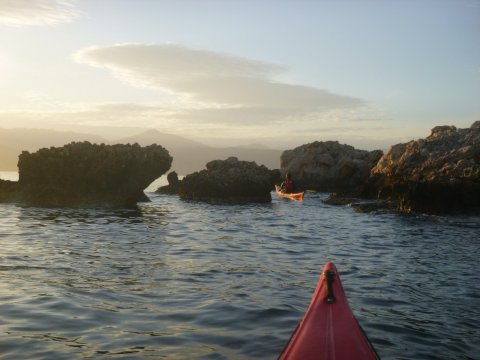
[0,141,172,207]
[280,141,383,192]
[158,157,278,203]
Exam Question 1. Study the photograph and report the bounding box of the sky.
[0,0,479,150]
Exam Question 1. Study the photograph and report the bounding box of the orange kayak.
[275,185,305,201]
[279,262,380,360]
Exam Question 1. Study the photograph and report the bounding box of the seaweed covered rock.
[178,157,274,203]
[281,141,383,192]
[369,121,480,214]
[13,141,172,207]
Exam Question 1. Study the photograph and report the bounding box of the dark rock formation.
[156,171,181,194]
[1,141,172,207]
[0,179,20,202]
[178,157,274,203]
[369,121,480,214]
[280,141,383,192]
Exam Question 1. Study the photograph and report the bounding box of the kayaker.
[281,172,294,193]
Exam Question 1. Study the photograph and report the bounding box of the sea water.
[0,172,479,359]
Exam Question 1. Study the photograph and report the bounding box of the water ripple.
[0,193,479,359]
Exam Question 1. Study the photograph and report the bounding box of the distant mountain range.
[0,128,282,174]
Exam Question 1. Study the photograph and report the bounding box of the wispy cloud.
[0,0,79,26]
[74,43,364,125]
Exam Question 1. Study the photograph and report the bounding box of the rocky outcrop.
[281,141,383,192]
[368,121,480,214]
[0,179,20,203]
[1,141,172,207]
[178,157,275,203]
[156,171,181,195]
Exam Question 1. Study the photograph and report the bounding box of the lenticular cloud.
[75,43,363,112]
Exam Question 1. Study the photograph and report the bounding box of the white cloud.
[0,0,78,26]
[75,44,283,87]
[74,43,364,123]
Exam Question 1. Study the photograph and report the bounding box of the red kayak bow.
[279,262,380,360]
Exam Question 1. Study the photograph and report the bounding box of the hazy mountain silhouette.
[115,129,281,174]
[0,144,19,170]
[0,128,281,174]
[115,129,209,149]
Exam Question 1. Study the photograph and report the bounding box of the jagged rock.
[369,121,480,214]
[1,141,172,207]
[178,157,274,203]
[280,141,383,191]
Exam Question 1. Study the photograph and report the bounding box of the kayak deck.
[275,185,305,201]
[279,262,379,360]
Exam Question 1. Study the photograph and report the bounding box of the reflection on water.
[0,192,479,359]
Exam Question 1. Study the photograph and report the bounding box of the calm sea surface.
[0,171,479,359]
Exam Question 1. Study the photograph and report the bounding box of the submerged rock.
[323,192,396,214]
[178,157,274,203]
[280,141,383,192]
[369,121,480,214]
[2,141,172,207]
